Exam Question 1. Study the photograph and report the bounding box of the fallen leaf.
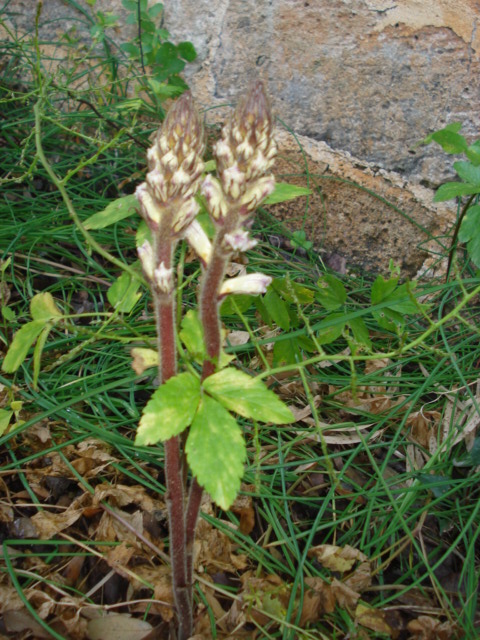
[355,603,393,635]
[308,544,367,572]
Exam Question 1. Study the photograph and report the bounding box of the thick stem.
[199,242,230,379]
[153,235,192,640]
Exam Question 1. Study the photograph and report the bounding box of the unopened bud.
[137,240,155,280]
[201,174,229,220]
[184,219,212,265]
[172,197,200,234]
[224,229,257,252]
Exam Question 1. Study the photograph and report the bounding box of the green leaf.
[371,276,420,315]
[273,338,300,366]
[0,409,13,436]
[430,129,468,154]
[220,294,254,317]
[459,204,480,243]
[316,313,345,345]
[203,367,294,424]
[179,309,205,362]
[348,316,371,350]
[272,278,315,305]
[372,307,405,333]
[263,183,312,205]
[120,42,140,58]
[466,141,480,166]
[107,268,142,313]
[136,220,152,248]
[84,194,138,230]
[453,161,480,186]
[177,41,197,62]
[32,324,54,390]
[316,274,347,310]
[371,275,399,305]
[433,182,480,202]
[30,292,62,321]
[290,230,313,251]
[147,2,164,18]
[135,372,201,446]
[186,395,245,509]
[263,288,290,330]
[2,321,45,372]
[1,306,15,322]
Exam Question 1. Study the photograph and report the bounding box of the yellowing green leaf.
[203,367,294,424]
[2,321,45,373]
[135,372,201,446]
[0,409,13,436]
[263,183,312,205]
[131,348,158,375]
[30,292,62,321]
[186,395,245,509]
[108,269,142,313]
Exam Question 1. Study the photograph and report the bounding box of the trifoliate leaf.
[186,395,245,510]
[135,372,201,446]
[84,194,138,230]
[30,292,62,321]
[263,288,290,330]
[203,367,294,424]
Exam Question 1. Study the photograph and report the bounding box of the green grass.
[1,12,479,640]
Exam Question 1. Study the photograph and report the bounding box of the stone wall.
[4,0,477,274]
[163,0,479,186]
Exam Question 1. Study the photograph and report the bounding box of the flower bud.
[137,240,155,280]
[207,81,277,222]
[224,229,257,252]
[142,91,205,232]
[219,273,272,298]
[172,197,200,234]
[201,174,229,220]
[184,219,212,265]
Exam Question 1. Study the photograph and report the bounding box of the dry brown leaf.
[407,615,458,640]
[344,561,372,593]
[355,603,393,636]
[330,578,361,608]
[95,508,143,543]
[0,584,24,614]
[106,541,135,579]
[406,410,441,453]
[31,493,91,539]
[3,609,51,638]
[226,330,250,346]
[308,544,367,572]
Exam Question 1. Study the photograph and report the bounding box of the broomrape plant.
[133,82,294,639]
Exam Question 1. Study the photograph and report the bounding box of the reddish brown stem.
[154,238,192,640]
[199,245,229,379]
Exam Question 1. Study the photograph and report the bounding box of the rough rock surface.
[163,0,480,185]
[3,0,471,274]
[269,129,453,276]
